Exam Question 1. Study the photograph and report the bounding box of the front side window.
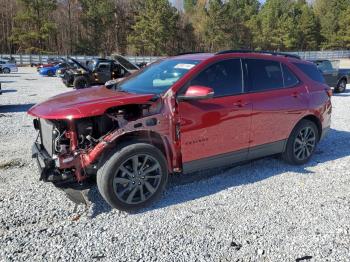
[246,59,284,92]
[189,59,243,97]
[116,59,200,94]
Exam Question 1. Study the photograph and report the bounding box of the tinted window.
[282,64,299,87]
[294,63,325,83]
[98,63,110,71]
[190,59,243,97]
[246,59,284,92]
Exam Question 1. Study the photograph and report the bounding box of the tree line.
[0,0,350,56]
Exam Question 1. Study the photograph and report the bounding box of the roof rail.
[215,50,301,60]
[175,51,206,56]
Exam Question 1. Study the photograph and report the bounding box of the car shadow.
[0,103,35,113]
[87,128,350,217]
[0,80,16,83]
[333,89,350,96]
[0,89,17,93]
[0,75,20,78]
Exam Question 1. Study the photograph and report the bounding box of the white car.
[0,59,18,73]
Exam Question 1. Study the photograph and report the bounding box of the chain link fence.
[0,54,162,65]
[1,51,350,65]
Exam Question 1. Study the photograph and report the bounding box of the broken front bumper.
[31,142,55,181]
[31,142,92,205]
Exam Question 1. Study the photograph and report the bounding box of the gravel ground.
[0,67,349,262]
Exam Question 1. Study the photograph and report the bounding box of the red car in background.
[33,57,66,71]
[28,51,332,211]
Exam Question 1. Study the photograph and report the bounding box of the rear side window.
[190,59,243,97]
[282,64,299,87]
[293,63,325,83]
[246,59,284,92]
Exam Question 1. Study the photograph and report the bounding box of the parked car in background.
[29,50,332,211]
[0,59,18,73]
[311,59,349,93]
[1,56,16,64]
[31,57,66,69]
[56,60,78,78]
[39,62,75,77]
[62,55,139,89]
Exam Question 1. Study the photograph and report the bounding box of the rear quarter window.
[293,62,325,84]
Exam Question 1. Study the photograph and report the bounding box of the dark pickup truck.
[311,59,349,93]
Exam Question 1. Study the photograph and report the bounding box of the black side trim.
[182,140,286,174]
[183,148,247,174]
[247,140,286,160]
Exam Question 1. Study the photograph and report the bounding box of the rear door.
[178,59,252,172]
[244,59,308,155]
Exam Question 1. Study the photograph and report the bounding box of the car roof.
[172,52,304,63]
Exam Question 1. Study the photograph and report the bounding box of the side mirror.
[177,85,214,101]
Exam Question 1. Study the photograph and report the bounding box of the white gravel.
[0,67,349,261]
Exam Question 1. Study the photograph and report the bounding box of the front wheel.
[282,120,319,165]
[335,79,347,93]
[97,143,168,211]
[73,76,89,89]
[3,68,10,74]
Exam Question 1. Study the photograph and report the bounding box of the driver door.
[177,59,252,173]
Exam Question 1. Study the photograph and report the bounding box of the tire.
[335,79,347,93]
[97,142,168,211]
[73,76,89,89]
[282,119,319,165]
[47,71,54,77]
[3,67,10,74]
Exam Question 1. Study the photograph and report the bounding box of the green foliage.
[227,0,260,49]
[184,0,197,12]
[314,0,350,49]
[6,0,350,55]
[336,6,350,49]
[127,0,180,55]
[10,0,57,53]
[76,0,114,55]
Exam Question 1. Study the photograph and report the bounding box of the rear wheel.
[282,120,319,165]
[3,67,10,74]
[335,79,347,93]
[97,143,168,211]
[73,76,89,89]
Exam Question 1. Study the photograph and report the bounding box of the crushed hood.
[28,85,155,120]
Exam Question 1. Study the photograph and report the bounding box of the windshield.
[116,59,200,94]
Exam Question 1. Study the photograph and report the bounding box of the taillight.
[326,88,332,97]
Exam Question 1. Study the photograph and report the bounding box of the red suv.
[28,51,332,211]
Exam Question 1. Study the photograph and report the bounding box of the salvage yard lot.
[0,67,349,261]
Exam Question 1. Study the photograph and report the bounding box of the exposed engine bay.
[33,101,168,190]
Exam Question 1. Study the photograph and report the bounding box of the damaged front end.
[30,96,179,204]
